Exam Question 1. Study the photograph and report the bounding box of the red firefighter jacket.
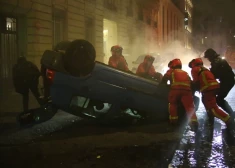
[162,68,192,90]
[136,63,162,80]
[191,66,219,92]
[108,55,130,72]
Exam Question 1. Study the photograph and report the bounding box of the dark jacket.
[210,57,235,84]
[12,60,40,93]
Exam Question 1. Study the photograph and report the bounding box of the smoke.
[160,40,199,64]
[125,27,203,75]
[159,40,201,75]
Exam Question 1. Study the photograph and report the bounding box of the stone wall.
[0,0,187,68]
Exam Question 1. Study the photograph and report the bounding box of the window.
[0,17,17,33]
[0,16,17,79]
[6,17,17,32]
[53,9,66,47]
[184,11,189,26]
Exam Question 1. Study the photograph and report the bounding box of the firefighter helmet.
[168,59,182,69]
[204,48,219,59]
[189,58,203,68]
[144,55,155,63]
[111,45,123,54]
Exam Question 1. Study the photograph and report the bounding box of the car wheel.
[63,39,96,77]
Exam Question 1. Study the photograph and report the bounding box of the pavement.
[0,87,40,131]
[0,80,43,138]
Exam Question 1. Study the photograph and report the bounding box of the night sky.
[193,0,235,27]
[192,0,235,49]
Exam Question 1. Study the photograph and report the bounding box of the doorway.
[0,16,20,94]
[103,19,117,63]
[0,17,18,79]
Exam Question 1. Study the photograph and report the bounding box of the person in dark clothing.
[204,48,235,115]
[13,55,42,112]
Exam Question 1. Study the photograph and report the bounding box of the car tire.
[63,39,96,77]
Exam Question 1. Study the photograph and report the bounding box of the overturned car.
[18,39,200,126]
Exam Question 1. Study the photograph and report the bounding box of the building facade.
[171,0,193,49]
[184,0,193,49]
[192,0,233,55]
[0,0,188,83]
[158,0,185,48]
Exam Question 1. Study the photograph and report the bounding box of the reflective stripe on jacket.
[163,69,191,90]
[191,66,219,92]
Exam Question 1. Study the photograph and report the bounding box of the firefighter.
[204,48,235,114]
[13,54,42,112]
[189,58,232,127]
[136,55,163,82]
[108,45,131,73]
[161,58,198,129]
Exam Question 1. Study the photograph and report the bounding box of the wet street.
[170,117,235,168]
[0,87,235,168]
[170,89,235,168]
